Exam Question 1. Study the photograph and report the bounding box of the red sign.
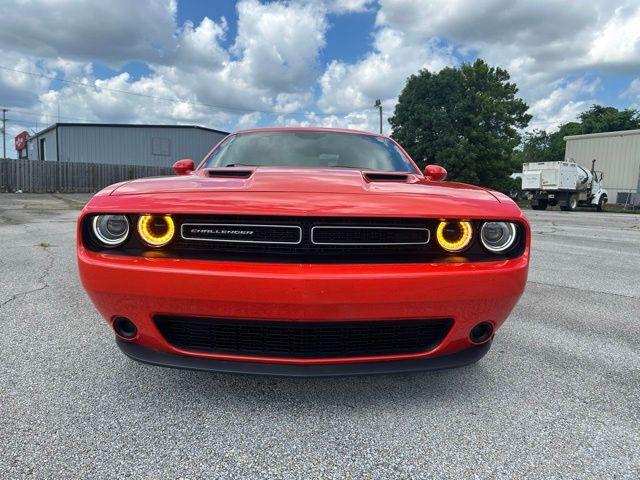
[15,131,28,151]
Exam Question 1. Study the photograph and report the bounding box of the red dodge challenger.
[78,127,529,376]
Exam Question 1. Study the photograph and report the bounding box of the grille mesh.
[311,226,428,245]
[154,316,453,359]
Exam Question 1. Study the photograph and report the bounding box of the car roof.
[233,126,386,138]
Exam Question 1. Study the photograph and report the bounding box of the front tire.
[561,194,577,211]
[596,195,607,212]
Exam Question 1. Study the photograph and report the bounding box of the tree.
[578,105,640,133]
[515,129,555,164]
[390,59,531,192]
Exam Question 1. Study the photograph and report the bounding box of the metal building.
[564,129,640,204]
[23,123,228,167]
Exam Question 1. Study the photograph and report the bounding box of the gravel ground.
[1,193,639,479]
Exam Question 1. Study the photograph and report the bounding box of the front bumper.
[79,245,528,371]
[116,336,493,376]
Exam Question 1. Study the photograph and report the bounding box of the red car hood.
[112,167,494,199]
[88,167,521,219]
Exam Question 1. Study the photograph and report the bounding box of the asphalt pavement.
[1,193,638,479]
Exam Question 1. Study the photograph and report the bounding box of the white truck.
[521,160,608,211]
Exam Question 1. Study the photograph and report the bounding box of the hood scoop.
[363,172,410,183]
[206,168,254,179]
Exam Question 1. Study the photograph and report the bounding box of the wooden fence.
[0,159,174,193]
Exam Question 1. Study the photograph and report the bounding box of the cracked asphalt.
[1,193,639,479]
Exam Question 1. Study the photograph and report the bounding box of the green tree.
[578,105,640,133]
[515,129,555,164]
[390,59,531,192]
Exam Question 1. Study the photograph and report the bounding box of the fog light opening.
[113,317,138,340]
[469,322,494,344]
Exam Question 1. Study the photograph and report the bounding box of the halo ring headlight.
[480,222,517,253]
[137,214,175,247]
[436,220,473,253]
[92,215,130,247]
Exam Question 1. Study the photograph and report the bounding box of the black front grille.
[154,316,453,359]
[168,215,445,263]
[311,226,429,245]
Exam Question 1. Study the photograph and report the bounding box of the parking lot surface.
[1,193,639,479]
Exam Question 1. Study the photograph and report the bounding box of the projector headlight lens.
[92,215,130,247]
[137,214,175,247]
[480,221,517,253]
[436,220,473,253]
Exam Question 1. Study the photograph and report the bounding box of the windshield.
[202,131,418,173]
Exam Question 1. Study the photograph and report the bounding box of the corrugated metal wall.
[564,131,640,202]
[26,128,58,161]
[57,126,227,167]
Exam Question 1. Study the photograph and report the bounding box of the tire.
[596,195,607,212]
[561,195,577,211]
[531,199,547,210]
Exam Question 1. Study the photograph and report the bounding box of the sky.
[1,0,640,158]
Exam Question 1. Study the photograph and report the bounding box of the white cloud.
[236,112,262,129]
[172,17,229,71]
[588,4,640,70]
[528,78,600,131]
[292,0,374,14]
[0,50,51,108]
[276,111,375,133]
[231,0,327,93]
[622,78,640,108]
[322,0,375,14]
[0,0,178,66]
[375,0,640,76]
[317,28,455,133]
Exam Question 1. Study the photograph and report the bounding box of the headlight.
[92,215,130,247]
[436,220,473,252]
[480,221,517,253]
[137,214,175,247]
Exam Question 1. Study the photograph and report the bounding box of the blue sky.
[1,0,639,157]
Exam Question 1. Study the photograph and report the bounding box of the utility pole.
[374,99,382,134]
[1,108,7,159]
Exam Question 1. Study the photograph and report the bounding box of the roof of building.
[564,128,640,141]
[31,123,229,137]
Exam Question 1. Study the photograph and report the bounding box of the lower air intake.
[154,316,453,359]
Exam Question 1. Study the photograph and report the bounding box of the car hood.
[87,167,523,219]
[111,167,498,202]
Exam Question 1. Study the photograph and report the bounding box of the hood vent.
[206,169,254,179]
[363,172,410,183]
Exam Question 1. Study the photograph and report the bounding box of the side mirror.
[424,165,447,181]
[173,158,194,175]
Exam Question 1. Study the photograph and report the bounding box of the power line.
[0,65,370,118]
[2,107,106,124]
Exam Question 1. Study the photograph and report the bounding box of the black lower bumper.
[115,337,492,377]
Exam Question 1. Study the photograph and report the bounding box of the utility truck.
[521,160,607,211]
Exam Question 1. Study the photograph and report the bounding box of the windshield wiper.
[224,163,259,167]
